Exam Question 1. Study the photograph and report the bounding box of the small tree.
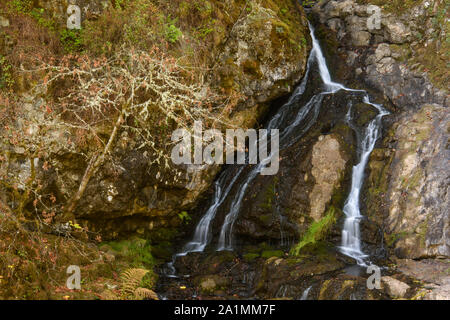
[36,46,234,217]
[0,45,239,226]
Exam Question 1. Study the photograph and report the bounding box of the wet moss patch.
[290,207,337,256]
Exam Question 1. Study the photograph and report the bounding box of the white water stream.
[166,22,388,276]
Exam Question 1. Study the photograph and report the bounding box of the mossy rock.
[261,250,285,259]
[353,102,379,127]
[243,252,260,262]
[194,275,230,295]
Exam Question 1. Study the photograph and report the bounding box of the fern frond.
[120,268,149,295]
[134,287,159,300]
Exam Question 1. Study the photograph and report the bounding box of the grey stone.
[0,16,9,27]
[383,19,411,44]
[381,276,410,298]
[351,30,371,46]
[375,43,391,62]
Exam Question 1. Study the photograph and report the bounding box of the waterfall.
[339,96,389,266]
[165,21,388,276]
[181,167,245,254]
[306,23,389,265]
[301,286,312,300]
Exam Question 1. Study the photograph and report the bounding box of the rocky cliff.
[309,0,448,258]
[310,0,449,299]
[0,0,310,242]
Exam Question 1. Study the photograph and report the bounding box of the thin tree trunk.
[65,110,125,215]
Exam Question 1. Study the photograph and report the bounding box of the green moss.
[390,44,412,62]
[404,2,448,90]
[258,242,273,251]
[401,168,424,190]
[177,211,192,224]
[0,55,14,90]
[385,231,408,248]
[261,250,284,259]
[319,279,332,299]
[60,29,83,53]
[242,59,263,78]
[290,207,337,256]
[8,0,34,14]
[258,214,272,226]
[150,241,173,260]
[243,253,260,262]
[147,226,178,243]
[105,238,155,268]
[260,177,278,210]
[417,218,429,249]
[207,251,236,269]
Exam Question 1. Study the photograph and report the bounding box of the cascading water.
[181,168,245,254]
[164,168,245,276]
[301,286,312,300]
[339,96,389,266]
[165,21,388,276]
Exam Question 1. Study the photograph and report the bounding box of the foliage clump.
[290,207,337,256]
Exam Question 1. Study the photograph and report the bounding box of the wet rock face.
[162,248,389,300]
[230,91,355,244]
[312,0,448,110]
[368,105,449,259]
[313,0,449,261]
[215,0,310,108]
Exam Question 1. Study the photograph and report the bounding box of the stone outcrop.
[309,135,347,222]
[312,0,449,262]
[395,258,450,300]
[311,1,449,301]
[381,276,410,298]
[382,105,449,259]
[215,1,310,109]
[313,0,447,110]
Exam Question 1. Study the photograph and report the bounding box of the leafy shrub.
[83,0,159,54]
[30,7,56,32]
[9,0,34,14]
[0,56,14,90]
[60,29,83,53]
[164,17,183,43]
[177,211,192,224]
[0,55,14,89]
